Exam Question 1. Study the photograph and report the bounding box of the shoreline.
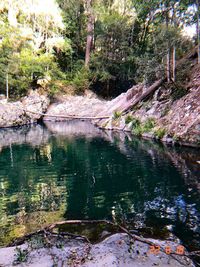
[0,230,195,267]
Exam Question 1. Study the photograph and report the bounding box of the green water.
[0,121,200,251]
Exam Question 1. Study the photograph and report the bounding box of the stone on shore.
[0,90,49,128]
[0,233,194,267]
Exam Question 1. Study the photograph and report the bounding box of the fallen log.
[122,78,165,114]
[24,109,110,120]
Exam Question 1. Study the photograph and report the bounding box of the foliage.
[13,247,29,265]
[0,0,198,98]
[171,84,189,101]
[131,117,141,128]
[125,115,134,125]
[28,236,46,250]
[132,125,144,136]
[113,111,122,120]
[130,117,156,136]
[71,67,91,94]
[143,118,156,132]
[154,128,166,139]
[0,1,68,97]
[130,117,143,136]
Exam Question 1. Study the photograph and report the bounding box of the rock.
[142,133,155,139]
[0,233,195,267]
[44,94,106,121]
[37,75,51,88]
[22,90,50,123]
[0,94,6,100]
[100,230,111,239]
[0,90,49,128]
[162,136,174,144]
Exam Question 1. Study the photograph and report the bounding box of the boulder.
[0,90,49,128]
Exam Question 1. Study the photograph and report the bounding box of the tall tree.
[85,0,94,66]
[196,0,200,63]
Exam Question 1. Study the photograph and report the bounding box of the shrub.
[13,247,29,265]
[71,67,90,94]
[131,117,141,128]
[171,85,188,101]
[154,128,166,139]
[143,117,156,132]
[125,115,133,124]
[132,125,143,136]
[113,111,122,120]
[131,117,143,136]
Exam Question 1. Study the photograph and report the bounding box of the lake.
[0,121,199,252]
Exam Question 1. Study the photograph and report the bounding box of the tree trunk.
[165,0,171,82]
[172,46,176,82]
[6,73,9,100]
[85,0,94,67]
[122,78,165,114]
[197,0,200,64]
[166,49,171,82]
[8,0,17,27]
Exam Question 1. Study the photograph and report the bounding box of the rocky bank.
[0,233,195,267]
[0,53,199,147]
[0,90,49,128]
[44,48,200,147]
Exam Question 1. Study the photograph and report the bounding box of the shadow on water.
[0,121,199,253]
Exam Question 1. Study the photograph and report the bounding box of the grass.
[143,118,156,132]
[154,128,166,139]
[13,247,29,265]
[113,111,122,120]
[125,115,134,125]
[130,117,156,137]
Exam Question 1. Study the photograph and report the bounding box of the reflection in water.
[0,121,199,251]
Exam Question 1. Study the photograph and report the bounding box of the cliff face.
[94,51,200,147]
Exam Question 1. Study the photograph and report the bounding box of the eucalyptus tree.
[132,0,195,84]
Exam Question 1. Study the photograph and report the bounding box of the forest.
[0,0,199,98]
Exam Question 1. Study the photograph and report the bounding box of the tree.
[85,0,94,66]
[196,0,200,63]
[0,0,68,96]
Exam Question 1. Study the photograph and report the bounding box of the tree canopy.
[0,0,199,98]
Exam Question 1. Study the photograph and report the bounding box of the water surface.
[0,121,199,251]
